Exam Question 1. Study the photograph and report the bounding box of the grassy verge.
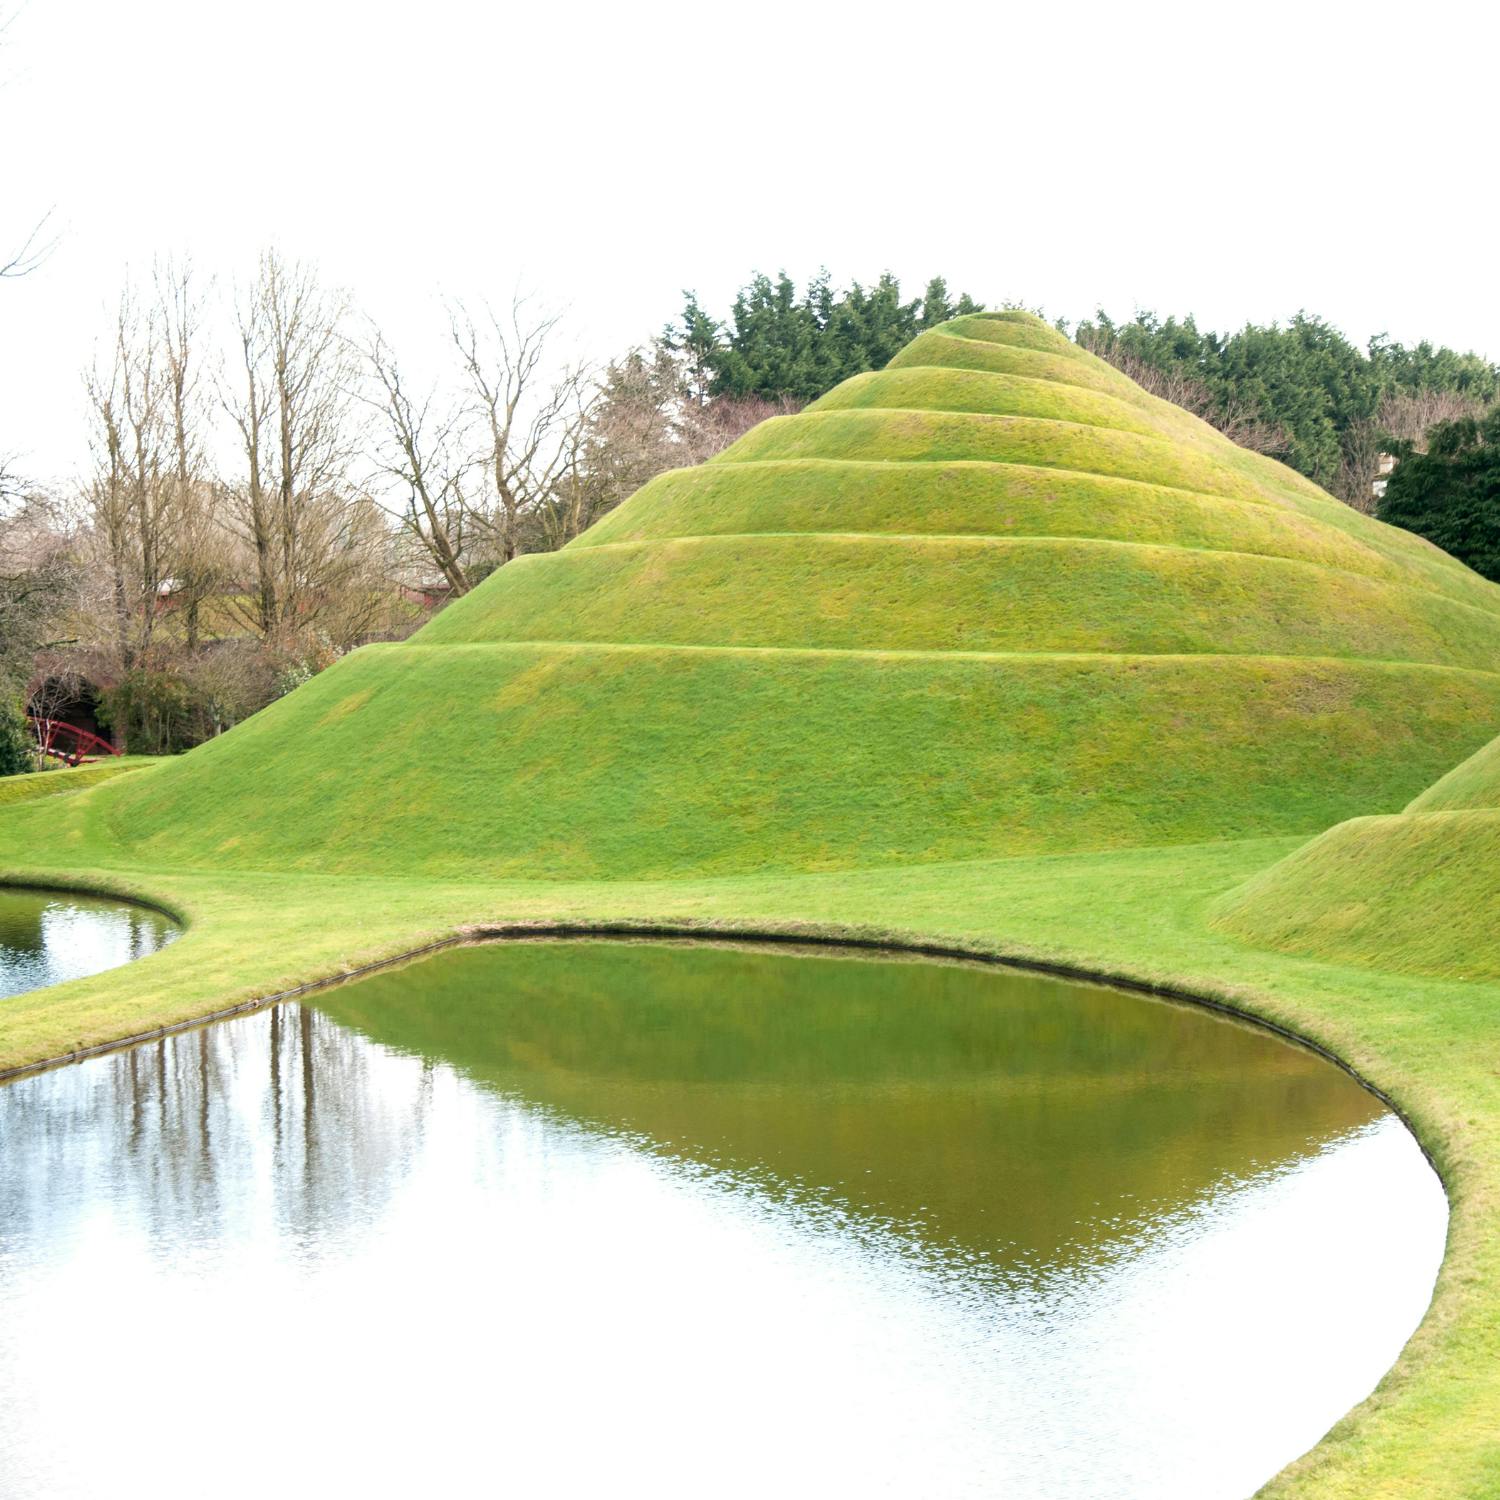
[0,757,157,808]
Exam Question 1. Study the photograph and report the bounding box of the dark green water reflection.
[320,940,1384,1269]
[0,887,178,999]
[0,940,1446,1500]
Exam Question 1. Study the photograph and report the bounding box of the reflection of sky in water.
[0,891,178,999]
[0,1003,1446,1500]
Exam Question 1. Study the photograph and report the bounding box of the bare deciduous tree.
[0,10,56,280]
[223,250,378,643]
[0,489,78,694]
[83,286,172,672]
[156,261,221,647]
[1336,391,1494,514]
[678,392,804,466]
[359,328,472,596]
[533,345,804,551]
[77,264,222,685]
[449,297,590,566]
[1,207,56,280]
[1379,388,1491,451]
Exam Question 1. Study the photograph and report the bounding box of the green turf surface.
[2,310,1498,1497]
[887,327,1156,398]
[809,364,1176,437]
[1213,809,1500,981]
[577,458,1500,610]
[1408,728,1500,810]
[8,643,1493,880]
[1214,721,1500,979]
[426,533,1500,667]
[0,757,156,809]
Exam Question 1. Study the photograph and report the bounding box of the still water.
[0,887,178,1000]
[0,941,1445,1499]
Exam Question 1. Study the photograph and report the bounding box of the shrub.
[98,670,207,756]
[0,690,32,777]
[1379,409,1500,581]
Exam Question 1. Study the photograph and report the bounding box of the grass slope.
[4,310,1500,1497]
[425,533,1500,667]
[0,758,155,809]
[1408,727,1500,811]
[577,458,1499,607]
[11,644,1497,880]
[1215,722,1500,978]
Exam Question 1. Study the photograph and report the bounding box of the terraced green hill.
[29,311,1500,882]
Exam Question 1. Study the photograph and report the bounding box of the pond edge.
[0,909,1438,1182]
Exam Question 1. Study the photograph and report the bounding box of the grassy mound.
[1214,723,1500,978]
[1213,807,1500,980]
[21,645,1496,880]
[24,310,1500,883]
[1408,728,1500,811]
[422,534,1500,666]
[579,460,1494,604]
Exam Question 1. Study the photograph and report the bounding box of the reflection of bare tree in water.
[129,908,166,961]
[0,1006,434,1254]
[265,1003,436,1241]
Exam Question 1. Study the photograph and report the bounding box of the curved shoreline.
[0,896,1440,1187]
[0,877,187,931]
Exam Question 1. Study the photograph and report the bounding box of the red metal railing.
[26,717,121,768]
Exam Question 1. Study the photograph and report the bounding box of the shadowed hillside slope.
[17,311,1500,882]
[1214,725,1500,978]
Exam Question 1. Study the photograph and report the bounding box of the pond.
[0,940,1445,1499]
[0,887,179,1001]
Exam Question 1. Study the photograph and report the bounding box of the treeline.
[670,277,1500,513]
[670,272,983,403]
[1073,311,1500,509]
[1379,410,1500,581]
[664,275,1500,561]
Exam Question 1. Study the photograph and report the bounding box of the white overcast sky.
[2,0,1495,486]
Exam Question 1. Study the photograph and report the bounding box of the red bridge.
[27,717,121,768]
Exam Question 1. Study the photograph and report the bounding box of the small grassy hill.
[1408,729,1500,812]
[1214,725,1500,979]
[21,310,1500,882]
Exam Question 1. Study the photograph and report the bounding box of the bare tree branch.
[220,250,379,643]
[356,325,472,595]
[0,11,58,279]
[448,294,589,566]
[1,205,58,279]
